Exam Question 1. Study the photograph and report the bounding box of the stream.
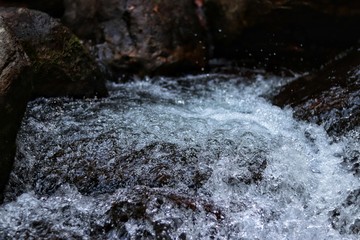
[0,73,359,239]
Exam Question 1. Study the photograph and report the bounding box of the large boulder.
[4,1,358,75]
[0,8,108,202]
[272,47,360,136]
[62,0,207,77]
[0,17,31,202]
[1,1,359,75]
[0,8,107,98]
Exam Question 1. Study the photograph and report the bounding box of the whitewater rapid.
[1,73,359,239]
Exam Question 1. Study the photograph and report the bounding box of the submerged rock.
[4,88,270,201]
[62,0,207,77]
[341,129,360,178]
[272,47,360,136]
[0,17,31,202]
[329,188,360,235]
[15,141,213,197]
[0,185,224,239]
[0,7,108,98]
[104,187,223,239]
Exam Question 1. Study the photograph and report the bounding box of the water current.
[0,73,359,239]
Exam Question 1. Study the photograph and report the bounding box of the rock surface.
[0,8,108,201]
[62,0,207,77]
[272,47,360,136]
[2,1,358,75]
[0,7,108,98]
[0,17,31,202]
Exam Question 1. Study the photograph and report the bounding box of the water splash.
[1,74,359,239]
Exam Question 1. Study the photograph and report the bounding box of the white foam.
[1,73,359,239]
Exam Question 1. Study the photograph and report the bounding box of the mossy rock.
[0,7,108,98]
[0,7,108,202]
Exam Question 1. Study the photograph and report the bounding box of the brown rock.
[272,47,360,136]
[63,0,207,77]
[0,17,31,202]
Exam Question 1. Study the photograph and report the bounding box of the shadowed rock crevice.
[0,0,65,18]
[204,0,360,72]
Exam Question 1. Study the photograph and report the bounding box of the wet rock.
[1,184,224,239]
[117,142,212,190]
[9,140,212,198]
[0,7,108,201]
[105,187,223,239]
[62,0,207,77]
[204,0,360,71]
[224,150,267,185]
[0,7,108,98]
[272,47,360,136]
[0,17,31,202]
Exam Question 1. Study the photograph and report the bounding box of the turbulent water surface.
[1,73,360,239]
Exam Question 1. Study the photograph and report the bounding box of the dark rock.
[0,7,108,98]
[224,150,267,185]
[4,1,358,74]
[6,186,223,239]
[272,47,360,136]
[204,0,273,45]
[62,0,100,41]
[0,0,64,18]
[62,0,207,77]
[204,0,360,72]
[0,17,31,202]
[0,8,108,201]
[106,187,224,239]
[9,140,213,197]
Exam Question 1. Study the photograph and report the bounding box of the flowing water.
[0,73,359,239]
